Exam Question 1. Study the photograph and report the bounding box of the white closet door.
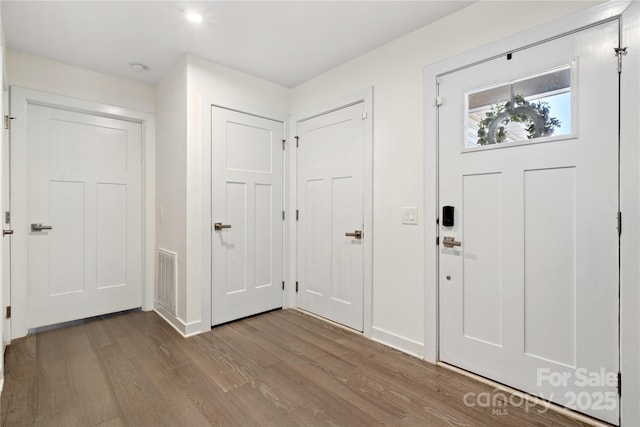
[297,102,365,331]
[211,107,284,325]
[27,104,142,328]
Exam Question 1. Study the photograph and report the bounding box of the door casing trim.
[9,86,156,340]
[423,2,638,425]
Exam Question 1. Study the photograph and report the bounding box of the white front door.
[27,104,142,329]
[211,107,284,326]
[438,21,619,424]
[296,102,365,331]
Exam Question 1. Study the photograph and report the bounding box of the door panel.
[297,102,364,331]
[211,107,283,325]
[27,104,142,328]
[49,180,84,294]
[97,183,127,288]
[462,173,502,346]
[226,181,248,295]
[254,184,274,287]
[523,167,576,366]
[438,21,619,424]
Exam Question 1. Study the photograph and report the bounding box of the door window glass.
[465,65,574,149]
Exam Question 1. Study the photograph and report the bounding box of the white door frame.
[9,87,156,339]
[289,87,373,336]
[0,45,6,391]
[199,95,288,331]
[424,2,639,425]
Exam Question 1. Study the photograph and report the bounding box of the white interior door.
[27,104,142,329]
[296,102,364,331]
[438,22,619,424]
[211,107,283,326]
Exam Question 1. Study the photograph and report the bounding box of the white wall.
[290,1,600,353]
[155,54,289,334]
[6,51,155,113]
[155,57,188,325]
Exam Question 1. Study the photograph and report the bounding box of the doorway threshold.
[27,307,142,335]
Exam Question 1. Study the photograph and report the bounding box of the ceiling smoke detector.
[129,63,149,73]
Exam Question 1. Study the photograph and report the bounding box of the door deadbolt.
[442,206,455,227]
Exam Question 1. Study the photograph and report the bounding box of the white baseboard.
[370,326,425,359]
[153,306,204,338]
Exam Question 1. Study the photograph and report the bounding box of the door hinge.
[618,371,622,397]
[5,306,10,319]
[295,136,299,148]
[433,96,443,107]
[3,115,15,130]
[295,281,299,292]
[436,236,439,246]
[282,281,285,291]
[282,210,285,221]
[614,47,628,73]
[282,139,286,150]
[617,211,622,236]
[5,211,10,225]
[296,210,299,221]
[362,112,368,120]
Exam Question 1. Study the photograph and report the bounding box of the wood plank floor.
[1,309,589,426]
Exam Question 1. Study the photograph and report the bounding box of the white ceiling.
[1,1,473,88]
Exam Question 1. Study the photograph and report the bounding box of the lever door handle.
[345,230,363,239]
[3,229,13,236]
[31,223,53,232]
[214,222,232,231]
[442,236,462,248]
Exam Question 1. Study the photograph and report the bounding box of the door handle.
[31,223,53,232]
[2,229,13,236]
[213,222,232,231]
[442,236,461,248]
[345,230,363,239]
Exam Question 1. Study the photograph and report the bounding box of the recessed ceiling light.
[129,63,149,73]
[186,11,203,24]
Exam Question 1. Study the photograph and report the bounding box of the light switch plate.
[401,207,418,225]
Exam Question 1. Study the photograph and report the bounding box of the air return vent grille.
[156,249,177,316]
